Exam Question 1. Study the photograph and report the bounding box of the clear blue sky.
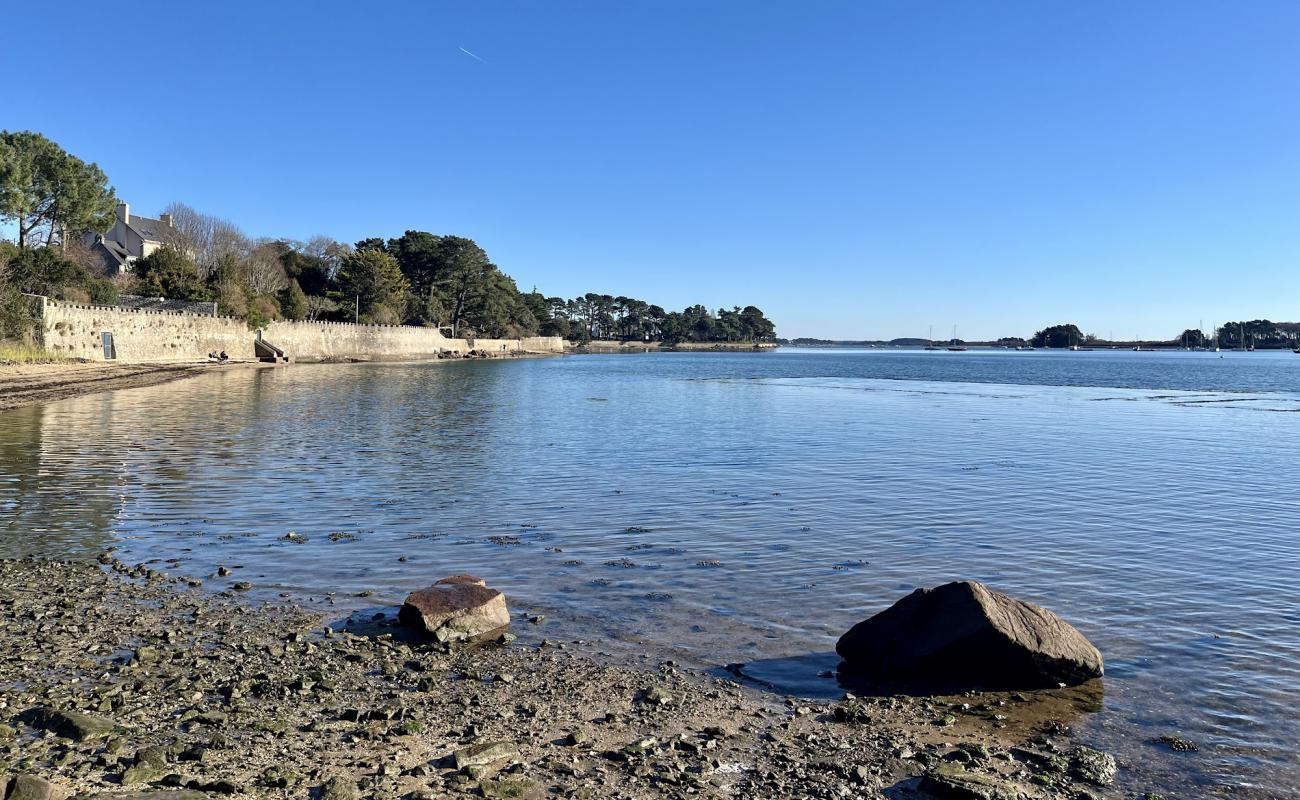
[4,1,1298,340]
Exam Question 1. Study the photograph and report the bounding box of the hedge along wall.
[33,297,565,363]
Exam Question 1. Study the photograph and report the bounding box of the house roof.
[126,214,173,243]
[96,238,131,267]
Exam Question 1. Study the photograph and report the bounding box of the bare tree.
[163,201,249,279]
[161,202,214,265]
[61,236,110,277]
[239,240,288,296]
[111,271,140,296]
[303,235,350,280]
[306,294,336,321]
[210,218,247,270]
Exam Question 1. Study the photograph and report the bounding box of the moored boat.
[946,324,966,351]
[923,325,941,350]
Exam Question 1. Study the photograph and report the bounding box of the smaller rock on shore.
[398,575,510,642]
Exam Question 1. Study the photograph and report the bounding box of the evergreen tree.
[333,248,409,322]
[278,279,308,321]
[0,130,117,248]
[134,247,208,301]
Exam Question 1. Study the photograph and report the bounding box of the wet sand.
[0,362,259,411]
[0,557,1140,800]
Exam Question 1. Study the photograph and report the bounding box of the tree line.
[0,131,776,344]
[1210,320,1300,349]
[1030,322,1300,348]
[531,295,775,344]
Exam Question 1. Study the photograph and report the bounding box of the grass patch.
[396,719,425,735]
[0,342,68,364]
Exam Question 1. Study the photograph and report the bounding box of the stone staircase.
[254,338,290,363]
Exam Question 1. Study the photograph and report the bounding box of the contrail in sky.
[459,47,484,62]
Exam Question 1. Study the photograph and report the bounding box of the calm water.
[3,348,1299,796]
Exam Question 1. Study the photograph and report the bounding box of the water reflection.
[1,402,118,554]
[727,650,1108,711]
[1,352,1299,796]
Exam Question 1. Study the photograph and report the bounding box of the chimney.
[117,202,129,225]
[160,212,172,228]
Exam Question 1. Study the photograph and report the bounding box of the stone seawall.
[261,319,458,361]
[32,297,564,363]
[259,322,564,361]
[37,297,254,362]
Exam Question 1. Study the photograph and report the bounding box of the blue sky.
[4,1,1298,339]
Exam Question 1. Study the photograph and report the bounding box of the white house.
[87,203,176,274]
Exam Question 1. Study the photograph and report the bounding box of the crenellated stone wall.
[258,322,563,360]
[31,296,565,363]
[37,297,254,362]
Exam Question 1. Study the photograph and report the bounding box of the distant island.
[783,320,1300,350]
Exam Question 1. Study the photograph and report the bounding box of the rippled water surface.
[3,348,1299,796]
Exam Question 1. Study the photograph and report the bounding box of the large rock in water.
[836,581,1103,689]
[399,575,509,642]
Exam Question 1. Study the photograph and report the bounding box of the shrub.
[87,278,118,305]
[246,295,280,330]
[215,281,248,319]
[2,246,115,304]
[0,285,34,341]
[134,247,208,301]
[367,303,402,325]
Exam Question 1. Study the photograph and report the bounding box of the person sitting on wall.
[208,352,219,362]
[218,351,229,363]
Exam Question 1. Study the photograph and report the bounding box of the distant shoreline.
[569,340,779,353]
[783,342,1293,351]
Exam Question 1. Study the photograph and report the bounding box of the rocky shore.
[1,558,1133,800]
